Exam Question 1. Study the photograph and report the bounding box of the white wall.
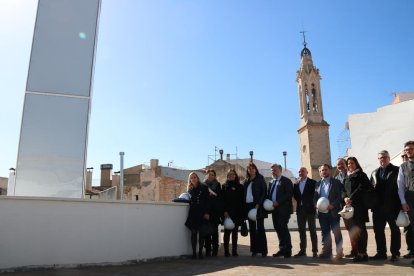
[348,99,414,175]
[0,197,191,270]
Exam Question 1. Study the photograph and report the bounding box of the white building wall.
[348,99,414,175]
[0,197,191,270]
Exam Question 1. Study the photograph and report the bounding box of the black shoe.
[224,251,230,257]
[369,253,387,260]
[232,252,239,257]
[313,252,318,258]
[191,253,197,259]
[212,250,218,257]
[272,251,283,257]
[262,253,268,258]
[353,254,368,262]
[294,251,307,257]
[404,252,414,259]
[284,252,292,258]
[252,253,257,257]
[198,252,203,259]
[318,253,332,259]
[345,252,356,258]
[390,255,398,262]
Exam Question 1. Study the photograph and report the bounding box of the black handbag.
[240,220,248,237]
[200,221,214,237]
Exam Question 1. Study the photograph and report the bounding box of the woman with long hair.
[185,172,210,259]
[221,169,244,257]
[203,169,222,257]
[342,157,373,262]
[243,162,268,257]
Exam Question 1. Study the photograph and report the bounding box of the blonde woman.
[185,172,210,259]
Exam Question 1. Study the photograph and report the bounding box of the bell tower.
[296,33,331,179]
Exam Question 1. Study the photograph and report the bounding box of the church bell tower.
[296,33,331,179]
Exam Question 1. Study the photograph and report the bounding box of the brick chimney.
[226,154,231,161]
[150,159,159,170]
[100,164,113,187]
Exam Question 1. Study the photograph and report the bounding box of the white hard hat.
[223,217,235,230]
[178,192,191,201]
[396,210,410,227]
[338,206,354,219]
[248,208,257,221]
[316,197,330,213]
[263,199,274,211]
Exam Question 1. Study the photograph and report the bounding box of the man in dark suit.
[314,164,343,260]
[268,163,293,258]
[370,150,401,262]
[293,167,318,257]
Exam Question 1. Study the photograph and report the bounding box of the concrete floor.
[7,228,414,275]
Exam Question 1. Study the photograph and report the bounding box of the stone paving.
[8,228,414,275]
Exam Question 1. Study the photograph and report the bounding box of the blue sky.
[1,0,413,178]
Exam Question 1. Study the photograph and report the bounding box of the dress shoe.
[369,253,387,260]
[345,251,356,258]
[318,253,332,259]
[390,255,398,262]
[353,254,368,262]
[272,251,284,257]
[312,252,318,258]
[191,253,197,259]
[262,253,268,258]
[232,252,239,257]
[403,252,414,259]
[294,251,307,257]
[252,253,257,257]
[284,252,292,258]
[224,251,230,257]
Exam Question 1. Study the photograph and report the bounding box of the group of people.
[184,140,414,264]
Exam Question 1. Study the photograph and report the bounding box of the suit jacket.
[293,178,317,215]
[243,173,268,219]
[370,163,401,218]
[267,176,293,215]
[314,177,343,216]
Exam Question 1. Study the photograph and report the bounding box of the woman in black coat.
[342,157,373,262]
[185,172,210,259]
[244,162,268,257]
[203,169,222,257]
[222,169,245,257]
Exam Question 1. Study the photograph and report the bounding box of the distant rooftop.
[392,92,414,104]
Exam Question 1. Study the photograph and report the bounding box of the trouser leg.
[232,226,239,254]
[386,215,401,256]
[307,213,318,253]
[332,215,343,254]
[372,210,387,255]
[319,213,332,255]
[191,230,197,256]
[296,210,307,252]
[223,229,230,255]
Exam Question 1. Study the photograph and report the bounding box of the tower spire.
[300,30,307,48]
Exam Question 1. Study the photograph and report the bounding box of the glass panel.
[26,0,100,96]
[15,94,89,198]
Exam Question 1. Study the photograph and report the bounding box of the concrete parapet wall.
[0,197,190,270]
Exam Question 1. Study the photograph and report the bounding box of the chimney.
[226,154,231,161]
[100,164,113,187]
[219,149,224,160]
[150,159,159,170]
[86,167,93,191]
